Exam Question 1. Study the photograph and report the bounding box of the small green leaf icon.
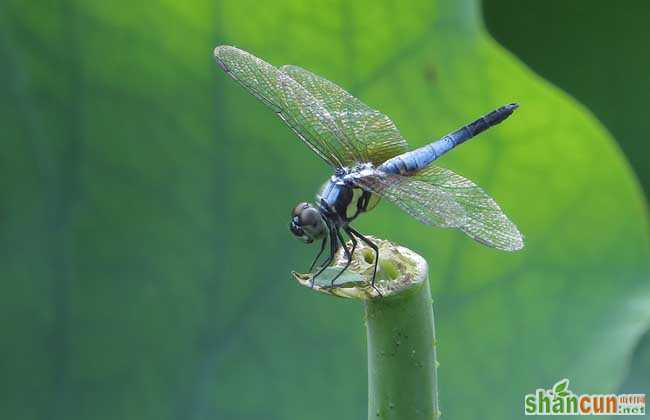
[553,379,569,395]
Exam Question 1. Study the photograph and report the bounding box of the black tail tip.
[490,103,519,125]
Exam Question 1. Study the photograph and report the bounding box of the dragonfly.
[214,45,524,293]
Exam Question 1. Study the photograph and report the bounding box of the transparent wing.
[351,166,524,251]
[415,166,524,250]
[281,65,409,166]
[214,46,364,167]
[350,169,469,228]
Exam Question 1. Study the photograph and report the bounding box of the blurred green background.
[1,1,648,420]
[485,0,650,198]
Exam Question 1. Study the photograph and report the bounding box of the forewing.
[351,166,524,251]
[350,169,468,228]
[281,65,409,166]
[214,46,363,167]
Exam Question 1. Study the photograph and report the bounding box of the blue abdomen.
[379,103,518,175]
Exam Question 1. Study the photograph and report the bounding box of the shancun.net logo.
[524,379,646,416]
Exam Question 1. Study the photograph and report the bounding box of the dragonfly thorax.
[317,173,379,227]
[318,178,353,222]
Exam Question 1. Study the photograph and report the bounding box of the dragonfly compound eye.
[299,207,319,226]
[292,202,310,218]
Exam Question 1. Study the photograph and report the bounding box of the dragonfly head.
[289,202,326,244]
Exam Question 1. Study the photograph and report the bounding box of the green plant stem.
[293,238,438,420]
[366,265,438,420]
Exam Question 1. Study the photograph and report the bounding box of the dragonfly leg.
[311,221,338,287]
[328,228,357,288]
[346,226,382,297]
[309,236,327,273]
